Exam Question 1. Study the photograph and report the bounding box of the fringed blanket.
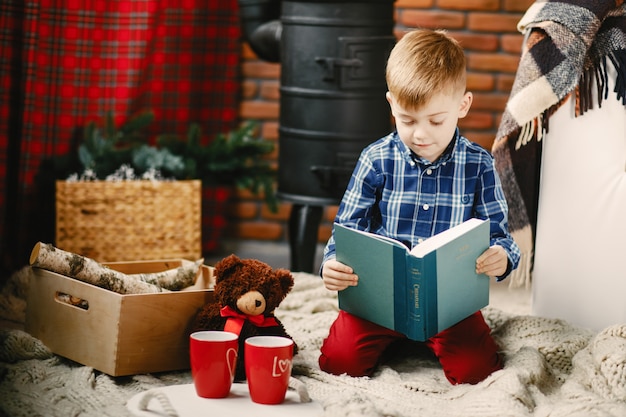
[492,0,626,286]
[2,268,626,417]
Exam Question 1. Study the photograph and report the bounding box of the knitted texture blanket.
[1,268,626,417]
[491,0,626,286]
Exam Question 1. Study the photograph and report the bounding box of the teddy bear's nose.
[237,290,266,315]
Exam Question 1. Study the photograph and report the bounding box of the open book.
[334,218,490,341]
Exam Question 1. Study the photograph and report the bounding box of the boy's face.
[386,90,473,163]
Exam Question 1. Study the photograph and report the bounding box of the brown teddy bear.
[191,254,298,381]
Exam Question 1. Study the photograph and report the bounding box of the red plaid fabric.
[202,185,231,253]
[0,0,241,273]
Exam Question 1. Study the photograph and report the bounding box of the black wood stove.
[240,0,395,272]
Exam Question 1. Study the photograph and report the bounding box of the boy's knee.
[427,311,503,384]
[318,310,403,377]
[319,334,379,377]
[441,351,503,384]
[318,351,373,377]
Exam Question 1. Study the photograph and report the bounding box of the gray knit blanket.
[1,267,626,417]
[492,0,626,286]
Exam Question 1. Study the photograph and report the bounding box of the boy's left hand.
[476,245,508,278]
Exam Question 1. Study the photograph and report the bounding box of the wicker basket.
[55,180,202,262]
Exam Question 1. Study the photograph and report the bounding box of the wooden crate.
[55,180,202,262]
[25,260,214,376]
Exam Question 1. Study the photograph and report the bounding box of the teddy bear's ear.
[214,254,242,283]
[275,268,294,295]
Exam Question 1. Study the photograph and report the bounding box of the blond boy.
[319,29,520,384]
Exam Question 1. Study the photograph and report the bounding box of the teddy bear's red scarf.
[220,306,279,335]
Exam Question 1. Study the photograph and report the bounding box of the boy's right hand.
[322,259,359,291]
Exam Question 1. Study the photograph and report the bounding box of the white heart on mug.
[278,359,291,373]
[272,356,292,377]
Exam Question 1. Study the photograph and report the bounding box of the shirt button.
[418,238,424,243]
[423,204,429,210]
[426,169,432,175]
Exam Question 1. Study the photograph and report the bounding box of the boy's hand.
[322,259,358,291]
[476,245,508,278]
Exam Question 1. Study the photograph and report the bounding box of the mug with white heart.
[190,331,239,398]
[244,335,294,404]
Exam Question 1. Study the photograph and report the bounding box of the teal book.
[335,218,490,341]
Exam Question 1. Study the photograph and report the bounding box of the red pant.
[319,310,502,384]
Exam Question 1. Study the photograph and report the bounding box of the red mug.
[244,336,294,404]
[190,331,238,398]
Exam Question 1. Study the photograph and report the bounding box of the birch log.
[128,258,204,290]
[30,242,169,294]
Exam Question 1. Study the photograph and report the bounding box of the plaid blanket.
[492,0,626,286]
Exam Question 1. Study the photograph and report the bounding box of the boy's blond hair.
[386,29,467,109]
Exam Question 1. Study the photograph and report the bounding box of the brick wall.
[224,0,534,250]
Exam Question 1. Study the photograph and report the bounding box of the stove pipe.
[240,0,396,272]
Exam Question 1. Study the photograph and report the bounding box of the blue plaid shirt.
[323,129,521,280]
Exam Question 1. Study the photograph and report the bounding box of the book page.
[333,223,408,251]
[409,218,486,257]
